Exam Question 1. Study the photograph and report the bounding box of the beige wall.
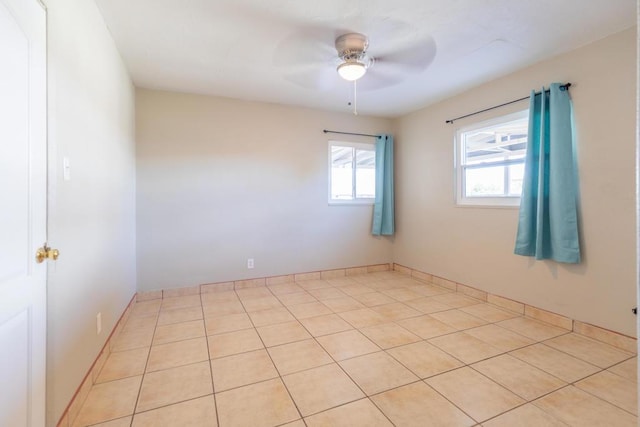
[136,90,393,291]
[46,0,137,423]
[394,28,637,337]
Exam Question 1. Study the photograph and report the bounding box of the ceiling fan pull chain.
[353,80,358,116]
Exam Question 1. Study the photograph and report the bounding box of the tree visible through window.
[456,111,528,207]
[329,141,375,203]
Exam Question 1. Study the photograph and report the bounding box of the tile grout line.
[236,285,308,426]
[128,301,160,426]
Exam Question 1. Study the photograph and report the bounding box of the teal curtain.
[514,83,580,263]
[372,135,395,235]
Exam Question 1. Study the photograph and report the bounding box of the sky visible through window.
[331,144,375,201]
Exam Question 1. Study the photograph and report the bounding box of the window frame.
[455,110,529,208]
[328,140,376,205]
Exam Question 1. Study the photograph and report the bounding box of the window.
[329,141,376,204]
[456,110,528,207]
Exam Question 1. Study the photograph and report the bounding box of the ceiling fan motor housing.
[335,33,369,62]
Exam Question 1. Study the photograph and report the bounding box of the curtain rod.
[323,129,379,138]
[445,83,572,124]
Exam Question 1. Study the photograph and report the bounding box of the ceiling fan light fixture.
[337,61,366,81]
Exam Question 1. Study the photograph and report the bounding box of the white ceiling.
[94,0,635,118]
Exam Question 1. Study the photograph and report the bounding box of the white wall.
[46,0,136,423]
[136,90,393,291]
[394,28,636,337]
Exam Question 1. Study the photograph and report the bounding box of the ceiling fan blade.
[282,65,337,91]
[356,62,404,91]
[273,27,338,69]
[372,35,437,72]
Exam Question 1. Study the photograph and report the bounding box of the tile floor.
[72,271,638,426]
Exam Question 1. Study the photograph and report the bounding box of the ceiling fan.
[274,24,436,89]
[334,33,373,82]
[274,24,436,113]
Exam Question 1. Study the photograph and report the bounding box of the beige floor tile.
[429,309,487,330]
[510,343,600,383]
[153,319,205,345]
[426,367,524,422]
[130,300,162,317]
[256,320,311,347]
[340,284,375,296]
[200,290,239,304]
[157,306,203,326]
[372,302,422,321]
[282,364,365,416]
[429,332,503,364]
[408,284,452,297]
[287,301,333,319]
[430,293,482,308]
[380,288,424,302]
[360,322,421,349]
[132,395,217,427]
[91,417,132,427]
[248,306,295,327]
[208,328,264,358]
[205,312,253,335]
[372,382,475,427]
[387,341,463,378]
[308,287,348,300]
[608,357,638,381]
[316,329,380,361]
[236,287,273,300]
[326,277,359,287]
[338,308,388,328]
[533,386,637,426]
[216,378,300,427]
[482,403,567,427]
[123,315,157,334]
[268,339,333,375]
[305,398,393,427]
[277,291,318,306]
[281,420,306,427]
[111,328,154,352]
[352,292,396,307]
[397,315,458,339]
[465,324,534,352]
[405,298,452,314]
[299,313,353,337]
[544,333,633,368]
[96,347,149,383]
[576,370,637,414]
[72,376,141,427]
[472,354,566,400]
[202,300,246,317]
[211,349,278,391]
[381,277,422,288]
[136,361,213,412]
[241,295,283,312]
[339,351,418,395]
[348,274,377,285]
[460,303,520,323]
[268,283,304,295]
[497,317,568,342]
[161,295,201,311]
[321,296,366,313]
[297,279,333,290]
[147,337,209,372]
[365,281,399,291]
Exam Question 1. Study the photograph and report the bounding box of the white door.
[0,0,47,426]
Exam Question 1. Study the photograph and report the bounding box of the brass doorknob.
[35,245,60,263]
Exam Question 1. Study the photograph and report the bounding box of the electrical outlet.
[247,258,254,269]
[96,312,102,335]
